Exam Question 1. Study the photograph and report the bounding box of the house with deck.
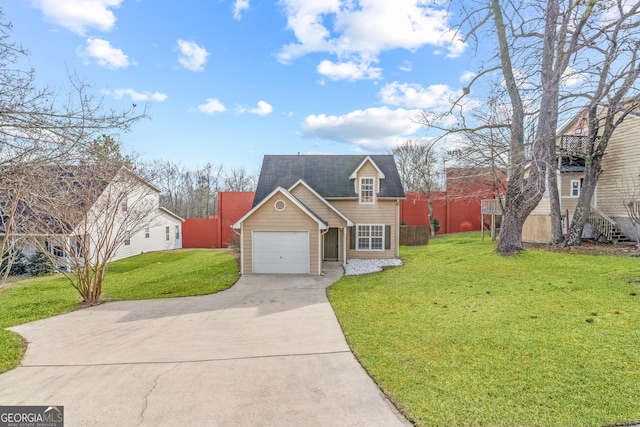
[522,109,640,243]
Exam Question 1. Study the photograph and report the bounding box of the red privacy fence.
[183,170,503,247]
[182,192,254,248]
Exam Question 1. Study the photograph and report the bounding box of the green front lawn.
[0,249,238,373]
[329,233,640,427]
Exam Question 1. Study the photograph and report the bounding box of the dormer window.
[360,177,374,204]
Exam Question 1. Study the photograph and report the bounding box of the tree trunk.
[492,0,557,254]
[548,165,565,245]
[565,156,601,246]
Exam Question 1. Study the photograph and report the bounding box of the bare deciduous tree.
[141,161,230,219]
[32,162,158,303]
[0,11,146,286]
[393,139,442,236]
[620,175,640,251]
[224,167,257,192]
[560,1,640,246]
[423,0,604,254]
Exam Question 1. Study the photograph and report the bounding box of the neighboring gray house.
[233,154,405,275]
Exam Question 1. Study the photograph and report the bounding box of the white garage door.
[253,231,309,274]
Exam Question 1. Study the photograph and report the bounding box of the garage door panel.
[253,231,309,274]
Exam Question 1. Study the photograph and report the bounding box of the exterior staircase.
[587,207,631,244]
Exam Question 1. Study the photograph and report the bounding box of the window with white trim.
[175,225,180,239]
[124,230,131,246]
[144,225,150,239]
[359,177,374,204]
[570,179,582,197]
[357,224,384,250]
[52,245,65,258]
[165,226,170,241]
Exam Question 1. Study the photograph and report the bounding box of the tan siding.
[332,199,399,259]
[356,161,381,193]
[559,172,583,213]
[290,185,349,227]
[522,214,552,243]
[531,196,551,215]
[242,193,320,274]
[595,119,640,217]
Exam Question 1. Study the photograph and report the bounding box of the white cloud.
[317,59,382,81]
[80,38,129,69]
[238,100,273,116]
[301,106,420,151]
[233,0,250,20]
[379,82,456,109]
[102,88,167,102]
[399,61,413,72]
[197,98,226,114]
[277,0,467,79]
[177,40,209,72]
[561,66,587,88]
[31,0,123,35]
[460,71,477,83]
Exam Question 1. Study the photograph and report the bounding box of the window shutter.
[385,225,391,249]
[349,226,355,249]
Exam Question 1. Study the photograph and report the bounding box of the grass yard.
[328,233,640,427]
[0,249,238,373]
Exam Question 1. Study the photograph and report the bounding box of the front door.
[323,228,339,260]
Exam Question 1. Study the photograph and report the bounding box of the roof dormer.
[350,156,385,204]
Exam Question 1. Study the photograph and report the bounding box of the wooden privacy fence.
[400,225,429,246]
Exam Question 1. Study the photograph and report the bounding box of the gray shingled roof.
[253,154,405,207]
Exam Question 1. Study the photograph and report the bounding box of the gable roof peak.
[253,154,405,206]
[348,155,385,180]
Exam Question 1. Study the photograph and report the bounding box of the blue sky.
[3,0,479,172]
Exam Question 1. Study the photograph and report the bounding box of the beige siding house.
[523,110,640,243]
[233,155,405,275]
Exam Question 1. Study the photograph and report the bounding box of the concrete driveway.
[0,264,409,426]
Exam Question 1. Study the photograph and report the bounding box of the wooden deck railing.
[559,135,598,155]
[587,207,617,242]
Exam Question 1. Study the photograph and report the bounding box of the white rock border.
[343,258,403,275]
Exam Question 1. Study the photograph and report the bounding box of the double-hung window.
[359,177,374,204]
[570,179,582,197]
[357,224,384,250]
[165,226,170,241]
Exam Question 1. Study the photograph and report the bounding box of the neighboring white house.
[106,206,184,262]
[13,166,184,268]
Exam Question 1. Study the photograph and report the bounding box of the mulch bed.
[524,240,639,257]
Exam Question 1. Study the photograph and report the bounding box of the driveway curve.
[0,263,409,426]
